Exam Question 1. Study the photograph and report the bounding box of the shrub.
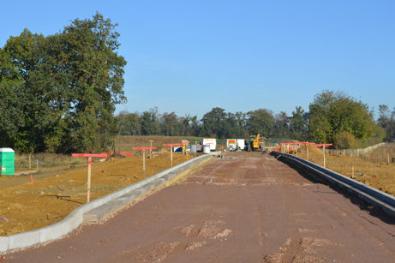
[334,131,357,149]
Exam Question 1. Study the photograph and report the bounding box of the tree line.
[0,13,393,153]
[116,106,305,140]
[0,13,125,153]
[116,91,392,149]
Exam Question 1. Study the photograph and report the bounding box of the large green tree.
[59,13,126,152]
[308,91,381,148]
[2,29,55,152]
[0,13,126,153]
[0,49,25,149]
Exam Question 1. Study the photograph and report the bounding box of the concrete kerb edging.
[0,153,215,255]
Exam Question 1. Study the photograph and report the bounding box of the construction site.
[1,2,395,262]
[0,136,394,263]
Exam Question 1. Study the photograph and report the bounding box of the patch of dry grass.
[295,144,395,196]
[364,143,395,164]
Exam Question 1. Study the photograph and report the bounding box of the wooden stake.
[87,157,92,203]
[170,147,173,167]
[162,144,179,167]
[323,144,326,168]
[388,153,390,165]
[36,160,39,170]
[142,150,146,172]
[71,153,108,204]
[352,165,355,178]
[149,140,153,159]
[28,153,32,170]
[29,174,34,184]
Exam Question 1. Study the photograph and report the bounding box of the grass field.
[295,143,395,196]
[115,135,203,151]
[0,136,199,236]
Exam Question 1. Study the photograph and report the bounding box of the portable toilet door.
[0,148,15,176]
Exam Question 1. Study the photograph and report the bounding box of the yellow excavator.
[248,134,263,151]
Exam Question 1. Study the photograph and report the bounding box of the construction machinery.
[248,134,263,151]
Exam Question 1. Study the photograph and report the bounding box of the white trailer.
[236,139,246,150]
[202,138,217,151]
[226,139,237,151]
[226,138,245,151]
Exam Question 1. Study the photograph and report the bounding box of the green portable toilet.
[0,148,15,176]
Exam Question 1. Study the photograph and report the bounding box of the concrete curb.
[0,154,213,255]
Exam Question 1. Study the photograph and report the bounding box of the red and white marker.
[133,146,158,172]
[71,153,108,203]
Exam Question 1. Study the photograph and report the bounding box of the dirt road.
[4,153,395,262]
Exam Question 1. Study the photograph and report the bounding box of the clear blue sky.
[1,0,394,117]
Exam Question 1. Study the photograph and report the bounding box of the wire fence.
[325,143,386,158]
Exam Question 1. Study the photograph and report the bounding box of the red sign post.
[71,153,108,203]
[133,146,158,172]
